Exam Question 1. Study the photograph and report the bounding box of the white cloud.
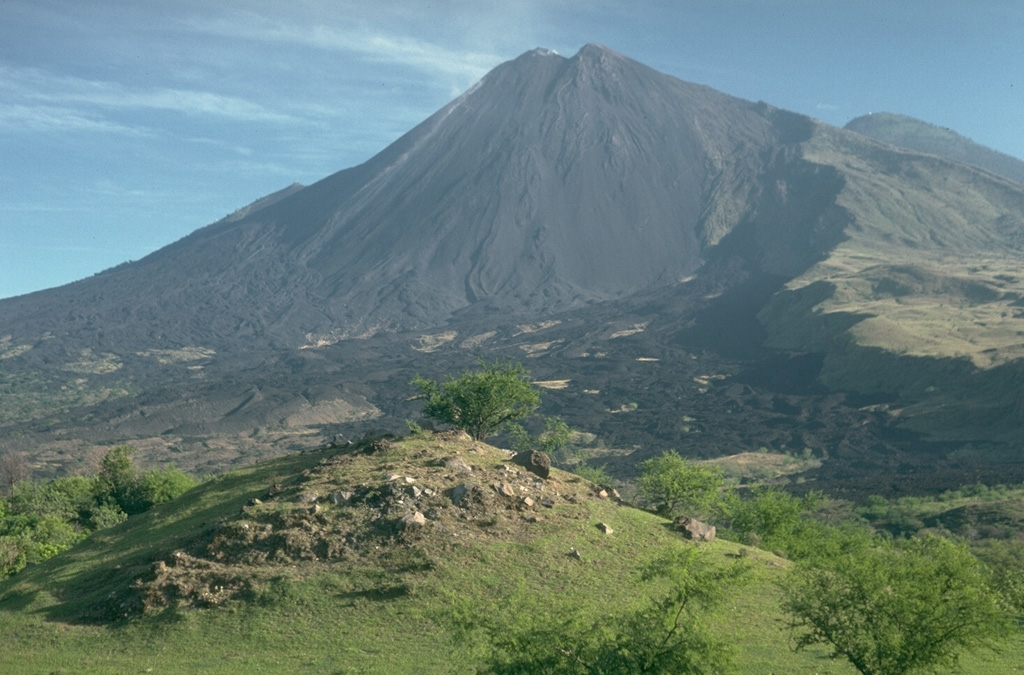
[189,13,500,85]
[0,102,148,135]
[0,64,296,126]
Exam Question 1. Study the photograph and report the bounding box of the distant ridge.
[845,112,1024,184]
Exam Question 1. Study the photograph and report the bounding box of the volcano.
[3,45,1024,492]
[1,45,832,348]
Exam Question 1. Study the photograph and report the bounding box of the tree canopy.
[411,360,541,441]
[782,534,1011,675]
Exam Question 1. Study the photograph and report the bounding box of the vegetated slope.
[757,124,1024,443]
[0,432,854,674]
[845,112,1024,185]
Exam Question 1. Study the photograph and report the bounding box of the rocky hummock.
[99,433,625,620]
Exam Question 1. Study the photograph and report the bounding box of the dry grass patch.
[136,347,216,364]
[532,379,570,390]
[412,331,458,353]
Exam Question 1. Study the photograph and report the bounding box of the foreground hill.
[2,433,1019,673]
[2,44,1024,493]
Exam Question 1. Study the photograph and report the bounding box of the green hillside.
[1,432,1019,673]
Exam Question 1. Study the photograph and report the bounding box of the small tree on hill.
[782,534,1011,675]
[0,451,28,495]
[638,450,723,517]
[411,360,541,441]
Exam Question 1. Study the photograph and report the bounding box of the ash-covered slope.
[1,45,792,350]
[845,112,1024,185]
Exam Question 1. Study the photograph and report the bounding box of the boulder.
[399,511,427,529]
[328,491,353,505]
[597,522,614,535]
[436,456,473,473]
[674,516,716,542]
[511,450,551,479]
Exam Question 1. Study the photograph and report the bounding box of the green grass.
[0,434,1018,673]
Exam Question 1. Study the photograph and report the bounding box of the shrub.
[637,451,722,517]
[464,548,746,674]
[716,487,825,558]
[139,466,199,507]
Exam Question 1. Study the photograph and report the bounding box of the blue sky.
[2,0,1022,299]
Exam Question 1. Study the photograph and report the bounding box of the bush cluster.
[0,446,197,578]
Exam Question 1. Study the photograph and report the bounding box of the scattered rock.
[596,522,613,535]
[596,489,608,499]
[540,498,556,509]
[674,516,716,542]
[511,450,551,479]
[494,482,516,497]
[451,483,488,507]
[246,497,262,506]
[520,496,535,508]
[407,485,423,498]
[569,547,583,561]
